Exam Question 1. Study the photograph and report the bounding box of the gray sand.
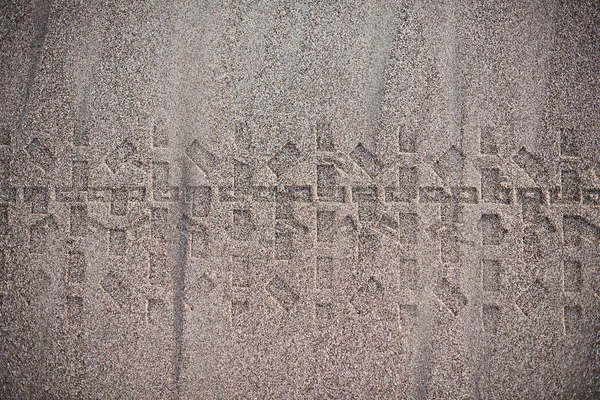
[1,0,599,398]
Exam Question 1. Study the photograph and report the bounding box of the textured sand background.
[1,0,600,398]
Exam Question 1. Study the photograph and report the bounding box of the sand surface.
[1,0,599,398]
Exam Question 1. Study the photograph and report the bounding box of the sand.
[0,0,599,398]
